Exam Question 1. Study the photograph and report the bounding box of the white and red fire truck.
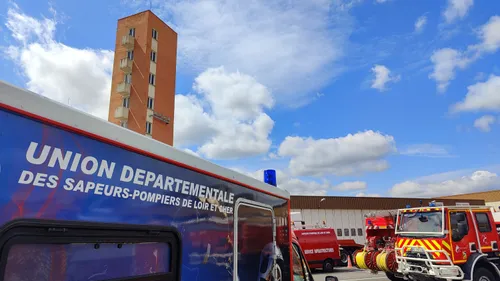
[394,202,500,281]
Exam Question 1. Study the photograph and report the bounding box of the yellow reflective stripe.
[403,239,411,248]
[423,240,434,250]
[442,241,452,251]
[431,240,441,250]
[409,239,417,246]
[417,240,426,248]
[398,239,405,247]
[424,240,440,258]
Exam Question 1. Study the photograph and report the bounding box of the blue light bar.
[405,204,411,208]
[263,169,277,187]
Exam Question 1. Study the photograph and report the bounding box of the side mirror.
[325,276,339,281]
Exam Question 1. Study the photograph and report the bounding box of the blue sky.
[1,0,500,198]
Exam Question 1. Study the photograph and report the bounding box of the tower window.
[127,50,134,60]
[123,97,130,108]
[147,97,154,110]
[150,51,157,63]
[129,28,135,37]
[149,73,155,85]
[146,121,152,135]
[152,29,158,40]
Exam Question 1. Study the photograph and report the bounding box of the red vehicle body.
[294,227,363,272]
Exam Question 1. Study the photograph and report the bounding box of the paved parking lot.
[312,268,390,281]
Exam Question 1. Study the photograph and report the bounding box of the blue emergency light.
[264,169,277,187]
[429,201,436,207]
[405,204,411,208]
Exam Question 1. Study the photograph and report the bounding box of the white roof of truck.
[0,80,289,199]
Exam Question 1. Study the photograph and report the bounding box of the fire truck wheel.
[323,259,334,272]
[385,272,402,281]
[473,267,496,281]
[339,250,349,266]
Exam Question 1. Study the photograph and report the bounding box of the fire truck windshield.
[398,211,444,236]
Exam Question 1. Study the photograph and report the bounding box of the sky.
[1,0,500,198]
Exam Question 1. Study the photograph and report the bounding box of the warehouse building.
[440,190,500,210]
[290,195,485,244]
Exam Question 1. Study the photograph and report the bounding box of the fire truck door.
[449,211,473,263]
[472,211,498,252]
[233,198,277,281]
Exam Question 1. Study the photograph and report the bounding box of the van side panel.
[0,108,290,281]
[295,229,341,269]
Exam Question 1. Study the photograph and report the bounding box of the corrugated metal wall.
[292,208,380,244]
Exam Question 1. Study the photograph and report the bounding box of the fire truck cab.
[395,203,500,281]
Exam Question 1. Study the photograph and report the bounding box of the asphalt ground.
[312,267,390,281]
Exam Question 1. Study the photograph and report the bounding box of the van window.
[351,228,356,236]
[292,243,307,281]
[475,212,492,232]
[357,228,363,236]
[344,228,349,236]
[0,220,180,281]
[337,228,343,237]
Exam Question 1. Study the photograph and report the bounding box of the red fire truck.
[394,203,500,281]
[294,227,363,272]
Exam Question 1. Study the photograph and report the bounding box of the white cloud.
[443,0,474,24]
[3,5,274,160]
[278,130,396,177]
[3,6,113,119]
[334,181,367,191]
[474,15,500,54]
[430,16,500,92]
[370,64,400,91]
[473,115,496,132]
[429,48,470,92]
[414,15,427,33]
[232,168,332,196]
[174,94,219,146]
[356,192,381,197]
[235,168,371,196]
[390,170,499,197]
[399,144,452,158]
[127,0,354,107]
[175,67,275,159]
[451,75,500,113]
[183,148,201,157]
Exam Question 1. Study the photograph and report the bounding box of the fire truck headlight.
[438,267,460,277]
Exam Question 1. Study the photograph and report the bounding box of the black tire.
[339,250,349,267]
[473,267,496,281]
[323,259,334,272]
[385,272,402,281]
